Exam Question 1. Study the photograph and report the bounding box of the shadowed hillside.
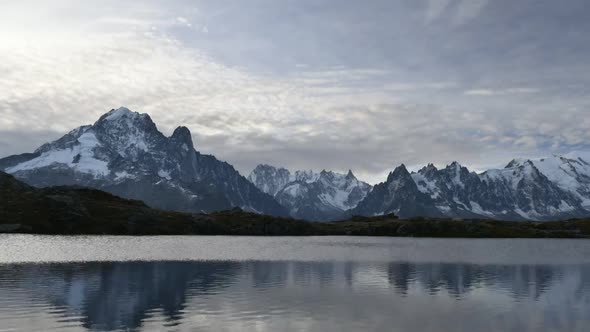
[2,171,590,238]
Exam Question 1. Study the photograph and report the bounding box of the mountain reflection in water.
[0,260,589,332]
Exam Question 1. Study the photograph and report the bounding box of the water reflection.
[0,262,242,331]
[0,261,589,331]
[385,263,569,299]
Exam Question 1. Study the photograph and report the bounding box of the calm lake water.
[0,235,589,331]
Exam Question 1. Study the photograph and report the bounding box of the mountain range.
[4,169,590,238]
[2,107,590,222]
[248,165,372,221]
[353,155,590,220]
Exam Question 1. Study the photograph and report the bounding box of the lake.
[0,235,589,331]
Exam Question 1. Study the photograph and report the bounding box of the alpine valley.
[2,107,590,222]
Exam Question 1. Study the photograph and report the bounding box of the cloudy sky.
[1,0,589,184]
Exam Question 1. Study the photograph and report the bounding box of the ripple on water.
[0,236,589,331]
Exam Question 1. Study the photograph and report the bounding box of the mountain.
[352,153,590,221]
[3,107,589,222]
[5,169,590,238]
[248,165,372,221]
[1,169,179,233]
[0,107,288,216]
[247,164,292,197]
[0,170,317,235]
[352,164,444,219]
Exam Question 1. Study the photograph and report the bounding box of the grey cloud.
[464,88,539,96]
[192,102,590,184]
[0,129,63,157]
[0,0,590,184]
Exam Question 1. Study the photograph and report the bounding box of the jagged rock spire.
[170,126,194,150]
[346,169,356,180]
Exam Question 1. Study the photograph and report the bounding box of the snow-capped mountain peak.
[354,152,590,221]
[564,151,590,165]
[247,164,292,197]
[505,158,530,169]
[293,169,320,183]
[1,107,288,217]
[8,128,110,178]
[248,164,372,221]
[100,107,147,122]
[4,106,590,222]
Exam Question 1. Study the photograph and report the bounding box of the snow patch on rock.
[7,131,109,177]
[158,170,172,180]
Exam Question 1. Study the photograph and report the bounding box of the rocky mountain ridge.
[353,153,590,221]
[248,165,372,221]
[1,107,287,216]
[3,107,590,222]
